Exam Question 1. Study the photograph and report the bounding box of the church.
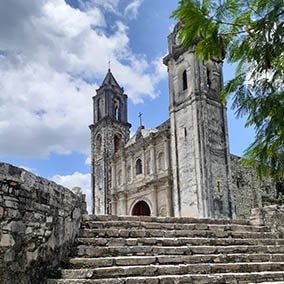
[89,24,275,219]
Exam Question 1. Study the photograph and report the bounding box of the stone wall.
[250,205,284,237]
[230,154,276,219]
[0,163,86,284]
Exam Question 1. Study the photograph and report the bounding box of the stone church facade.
[89,24,276,219]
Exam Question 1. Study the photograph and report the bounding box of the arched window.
[136,158,143,175]
[132,201,151,216]
[97,99,101,120]
[114,134,121,152]
[206,67,212,88]
[182,70,188,90]
[114,98,120,120]
[115,106,119,120]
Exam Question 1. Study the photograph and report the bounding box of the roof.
[101,69,121,88]
[125,127,158,147]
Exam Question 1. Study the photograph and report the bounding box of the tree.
[172,0,284,181]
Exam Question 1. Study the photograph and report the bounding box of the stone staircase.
[47,215,284,284]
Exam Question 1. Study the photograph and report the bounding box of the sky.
[0,0,254,212]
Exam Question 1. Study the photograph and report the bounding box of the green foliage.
[172,0,284,181]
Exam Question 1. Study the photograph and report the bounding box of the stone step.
[60,262,284,279]
[75,244,284,258]
[69,253,284,268]
[83,220,269,233]
[47,215,284,284]
[76,236,284,247]
[83,214,251,226]
[79,228,274,239]
[46,271,284,284]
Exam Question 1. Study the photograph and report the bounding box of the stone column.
[121,155,126,185]
[117,192,128,216]
[163,139,169,170]
[112,196,117,215]
[111,162,116,191]
[150,145,156,176]
[131,154,135,181]
[151,186,158,216]
[142,148,146,178]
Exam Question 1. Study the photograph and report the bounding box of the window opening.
[114,99,120,120]
[114,134,121,152]
[207,67,212,88]
[115,106,119,120]
[136,159,143,175]
[184,127,187,139]
[182,70,188,90]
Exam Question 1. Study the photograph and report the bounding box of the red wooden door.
[132,201,151,216]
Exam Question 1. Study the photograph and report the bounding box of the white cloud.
[124,0,143,19]
[52,172,92,213]
[0,61,94,157]
[81,0,120,14]
[153,56,168,83]
[85,156,91,166]
[43,0,105,37]
[0,0,165,158]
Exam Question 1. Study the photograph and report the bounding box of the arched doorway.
[132,201,151,216]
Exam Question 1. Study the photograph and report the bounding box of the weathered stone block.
[4,248,15,262]
[5,208,21,219]
[4,199,18,209]
[0,234,15,247]
[3,220,25,234]
[0,206,5,218]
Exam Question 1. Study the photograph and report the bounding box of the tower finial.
[108,57,111,71]
[138,112,143,127]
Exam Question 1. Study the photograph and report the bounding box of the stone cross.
[138,112,143,127]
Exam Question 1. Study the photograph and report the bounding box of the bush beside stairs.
[47,215,284,284]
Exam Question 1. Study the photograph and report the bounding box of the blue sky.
[0,0,254,211]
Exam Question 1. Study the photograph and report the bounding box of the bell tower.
[89,69,131,214]
[163,24,233,218]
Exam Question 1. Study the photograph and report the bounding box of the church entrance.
[132,201,151,216]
